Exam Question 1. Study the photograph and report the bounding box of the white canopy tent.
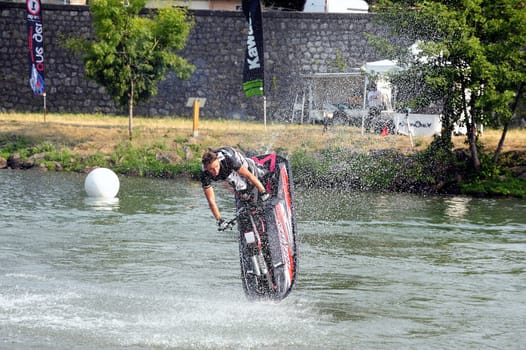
[359,58,442,140]
[362,59,401,74]
[359,59,401,134]
[360,59,401,111]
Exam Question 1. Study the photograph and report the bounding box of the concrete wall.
[0,2,389,120]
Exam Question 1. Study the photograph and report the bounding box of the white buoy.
[84,168,120,198]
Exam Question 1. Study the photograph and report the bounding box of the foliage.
[331,49,347,72]
[0,133,201,177]
[42,147,79,171]
[290,150,330,187]
[372,0,526,173]
[0,134,33,158]
[412,136,461,184]
[290,147,452,192]
[461,177,526,199]
[0,134,80,170]
[3,131,525,197]
[64,0,195,139]
[110,141,198,177]
[496,150,526,168]
[29,141,54,154]
[83,152,109,168]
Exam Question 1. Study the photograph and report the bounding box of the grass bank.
[1,113,525,197]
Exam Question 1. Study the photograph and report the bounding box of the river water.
[1,170,525,349]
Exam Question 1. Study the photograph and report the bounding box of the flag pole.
[263,95,267,129]
[43,93,47,122]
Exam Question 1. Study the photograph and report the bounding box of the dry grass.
[1,113,525,156]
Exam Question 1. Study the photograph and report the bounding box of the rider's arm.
[203,186,222,220]
[237,166,266,193]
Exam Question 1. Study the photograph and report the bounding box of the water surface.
[1,170,525,349]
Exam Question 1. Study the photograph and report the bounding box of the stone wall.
[0,2,389,120]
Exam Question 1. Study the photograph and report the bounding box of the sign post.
[186,98,206,137]
[193,99,200,137]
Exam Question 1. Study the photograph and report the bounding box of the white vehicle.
[304,0,369,13]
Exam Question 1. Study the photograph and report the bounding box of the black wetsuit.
[201,147,266,192]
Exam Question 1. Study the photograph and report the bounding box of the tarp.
[392,113,442,136]
[304,0,369,13]
[326,0,368,13]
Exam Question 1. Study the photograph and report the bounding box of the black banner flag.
[26,0,45,96]
[242,0,264,97]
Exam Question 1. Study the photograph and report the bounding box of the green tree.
[372,0,526,173]
[66,0,195,140]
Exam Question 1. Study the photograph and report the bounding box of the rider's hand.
[216,218,225,230]
[260,191,270,202]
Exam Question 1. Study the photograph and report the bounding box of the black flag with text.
[26,0,45,95]
[242,0,264,97]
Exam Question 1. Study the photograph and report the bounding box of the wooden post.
[193,99,200,137]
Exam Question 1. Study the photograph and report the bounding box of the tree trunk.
[461,79,480,172]
[492,82,524,165]
[439,93,454,150]
[467,121,480,171]
[128,79,134,141]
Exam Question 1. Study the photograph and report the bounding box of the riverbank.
[1,113,525,197]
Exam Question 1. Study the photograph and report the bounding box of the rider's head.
[202,150,220,176]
